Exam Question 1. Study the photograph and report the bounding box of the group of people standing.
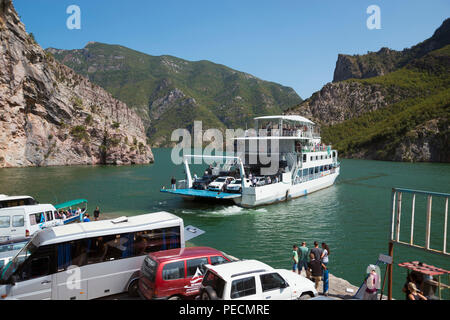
[292,241,330,296]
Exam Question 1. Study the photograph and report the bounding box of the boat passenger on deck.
[171,176,176,190]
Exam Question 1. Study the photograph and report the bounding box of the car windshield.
[233,180,241,184]
[0,239,37,281]
[141,256,158,283]
[215,178,226,182]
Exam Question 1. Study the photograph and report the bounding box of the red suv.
[138,246,234,300]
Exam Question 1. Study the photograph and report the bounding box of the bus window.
[20,257,50,281]
[138,227,181,253]
[57,240,88,271]
[0,216,10,228]
[12,215,24,227]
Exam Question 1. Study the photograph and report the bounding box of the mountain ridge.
[0,0,154,168]
[333,18,450,82]
[286,18,449,163]
[48,42,302,147]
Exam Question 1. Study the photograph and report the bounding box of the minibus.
[0,204,63,240]
[0,212,184,300]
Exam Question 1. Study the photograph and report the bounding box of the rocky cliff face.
[286,19,449,163]
[333,18,450,82]
[0,0,153,168]
[285,81,412,125]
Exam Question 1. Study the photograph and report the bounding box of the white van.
[0,212,186,300]
[0,204,63,240]
[0,195,38,209]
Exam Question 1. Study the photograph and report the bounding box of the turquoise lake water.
[0,148,449,299]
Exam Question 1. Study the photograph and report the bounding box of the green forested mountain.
[48,43,302,146]
[287,19,450,162]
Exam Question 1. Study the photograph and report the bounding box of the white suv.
[208,177,235,192]
[198,259,317,300]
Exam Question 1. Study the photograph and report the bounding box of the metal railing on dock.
[387,187,450,300]
[390,188,449,256]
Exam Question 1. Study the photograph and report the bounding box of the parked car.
[138,247,237,300]
[208,177,235,192]
[226,179,250,193]
[0,237,29,273]
[251,177,266,187]
[192,175,214,190]
[198,259,318,300]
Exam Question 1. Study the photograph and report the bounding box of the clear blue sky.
[14,0,450,99]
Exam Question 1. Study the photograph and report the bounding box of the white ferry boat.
[161,115,340,208]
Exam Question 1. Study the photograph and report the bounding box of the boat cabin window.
[303,154,307,162]
[314,167,319,174]
[12,215,24,227]
[0,216,10,228]
[310,156,313,161]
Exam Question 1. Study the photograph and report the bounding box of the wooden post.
[379,264,388,300]
[387,241,394,300]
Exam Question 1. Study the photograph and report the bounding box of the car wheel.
[128,279,139,297]
[299,293,312,300]
[201,286,218,300]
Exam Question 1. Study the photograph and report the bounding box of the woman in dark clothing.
[407,282,427,300]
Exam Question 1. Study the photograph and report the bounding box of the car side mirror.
[281,281,288,289]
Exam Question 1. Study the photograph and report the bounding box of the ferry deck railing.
[387,188,450,300]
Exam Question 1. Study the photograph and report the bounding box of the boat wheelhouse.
[161,115,340,207]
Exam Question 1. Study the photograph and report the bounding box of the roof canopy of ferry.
[254,115,315,125]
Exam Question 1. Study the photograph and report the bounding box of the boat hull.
[235,168,340,208]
